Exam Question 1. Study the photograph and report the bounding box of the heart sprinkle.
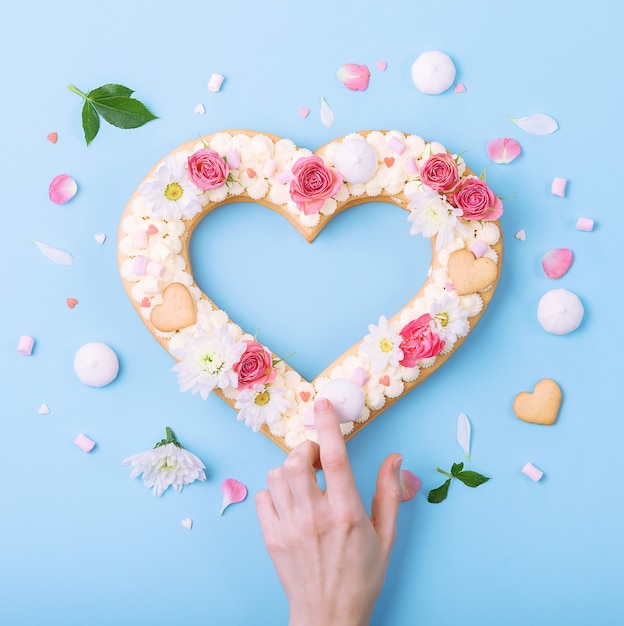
[66,298,79,309]
[194,103,205,114]
[299,391,311,402]
[47,132,58,143]
[38,403,50,415]
[146,224,159,235]
[94,233,106,245]
[515,230,527,241]
[181,518,193,529]
[378,375,390,386]
[298,107,310,118]
[454,82,466,93]
[247,168,257,178]
[375,60,387,71]
[140,297,150,308]
[384,157,395,167]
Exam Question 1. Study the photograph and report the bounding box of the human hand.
[255,398,406,626]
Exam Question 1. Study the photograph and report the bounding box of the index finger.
[313,398,358,500]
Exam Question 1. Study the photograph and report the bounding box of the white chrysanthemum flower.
[235,384,290,432]
[171,323,246,400]
[139,155,204,220]
[121,428,206,497]
[429,292,470,343]
[360,316,403,373]
[406,187,464,250]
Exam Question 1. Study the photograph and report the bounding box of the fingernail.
[314,398,331,413]
[392,455,403,472]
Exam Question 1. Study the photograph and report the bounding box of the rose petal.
[457,412,471,461]
[487,138,521,164]
[542,248,573,279]
[33,239,74,266]
[220,478,248,515]
[508,113,558,135]
[399,470,422,502]
[337,63,371,91]
[49,174,78,204]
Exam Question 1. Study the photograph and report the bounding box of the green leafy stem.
[427,461,490,504]
[68,83,157,145]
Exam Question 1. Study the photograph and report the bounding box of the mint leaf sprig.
[427,461,490,504]
[68,83,158,145]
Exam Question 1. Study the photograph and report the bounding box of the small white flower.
[235,384,290,432]
[171,322,246,400]
[360,316,403,373]
[121,428,206,497]
[140,155,204,220]
[406,186,463,250]
[429,292,470,343]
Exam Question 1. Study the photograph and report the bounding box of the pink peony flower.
[187,149,229,190]
[419,153,459,192]
[449,177,503,221]
[233,341,277,390]
[289,156,343,215]
[398,314,445,368]
[337,63,371,91]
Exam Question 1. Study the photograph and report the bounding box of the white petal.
[457,412,471,461]
[508,113,558,135]
[320,97,335,128]
[33,239,74,266]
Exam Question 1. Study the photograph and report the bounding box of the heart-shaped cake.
[118,130,503,452]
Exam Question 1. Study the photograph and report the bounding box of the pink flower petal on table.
[454,82,466,93]
[337,63,371,91]
[399,470,421,502]
[49,174,77,204]
[375,60,387,71]
[487,138,521,164]
[542,248,573,279]
[220,478,248,515]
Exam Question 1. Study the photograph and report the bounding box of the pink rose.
[187,149,229,190]
[419,153,460,192]
[449,177,503,221]
[289,156,343,215]
[398,314,445,368]
[233,341,277,390]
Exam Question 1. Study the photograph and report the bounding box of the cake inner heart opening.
[190,200,432,381]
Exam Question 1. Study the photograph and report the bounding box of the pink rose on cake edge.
[398,314,445,368]
[449,177,503,221]
[419,153,460,193]
[188,148,230,190]
[233,340,278,390]
[289,155,343,215]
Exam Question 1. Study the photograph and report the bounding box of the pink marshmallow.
[576,217,594,232]
[275,171,294,184]
[74,433,96,453]
[470,240,489,259]
[522,462,543,482]
[387,136,407,155]
[133,228,148,249]
[207,73,224,92]
[405,156,418,175]
[146,261,165,277]
[263,158,277,178]
[133,255,149,276]
[351,367,370,387]
[225,150,240,169]
[551,177,567,197]
[17,335,35,355]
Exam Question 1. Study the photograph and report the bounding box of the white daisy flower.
[121,427,206,497]
[235,384,290,432]
[429,292,470,343]
[406,186,464,250]
[360,316,403,373]
[171,322,246,400]
[139,155,204,220]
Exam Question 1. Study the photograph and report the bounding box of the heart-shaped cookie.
[513,378,562,425]
[118,130,503,452]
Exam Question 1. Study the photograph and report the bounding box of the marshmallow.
[576,217,594,232]
[522,462,543,482]
[74,433,96,453]
[551,177,567,197]
[17,335,35,355]
[207,73,224,92]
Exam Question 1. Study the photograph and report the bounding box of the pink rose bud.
[419,153,460,192]
[449,177,503,221]
[187,149,229,190]
[398,314,445,368]
[233,341,277,390]
[289,155,343,215]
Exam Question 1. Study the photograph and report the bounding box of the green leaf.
[91,96,157,129]
[450,462,464,477]
[427,479,452,504]
[455,471,490,488]
[87,83,134,99]
[81,101,100,145]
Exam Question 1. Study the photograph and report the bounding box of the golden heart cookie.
[513,378,562,425]
[118,130,503,452]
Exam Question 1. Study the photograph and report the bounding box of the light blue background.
[1,1,622,624]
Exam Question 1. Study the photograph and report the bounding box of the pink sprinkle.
[576,217,594,231]
[225,150,240,169]
[515,230,527,241]
[146,261,165,277]
[387,136,407,155]
[298,107,310,119]
[133,229,148,249]
[522,462,543,482]
[133,255,149,275]
[146,224,159,236]
[378,375,390,386]
[275,171,294,184]
[375,60,388,72]
[47,132,58,143]
[140,297,150,308]
[207,73,224,92]
[66,298,79,309]
[74,433,96,453]
[49,174,78,204]
[454,82,466,93]
[444,282,455,291]
[471,240,488,258]
[352,367,370,387]
[17,335,35,355]
[405,156,418,175]
[551,177,567,197]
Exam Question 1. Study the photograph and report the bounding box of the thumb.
[370,453,403,553]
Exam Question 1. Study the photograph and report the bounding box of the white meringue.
[74,342,120,387]
[411,51,456,95]
[537,289,584,335]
